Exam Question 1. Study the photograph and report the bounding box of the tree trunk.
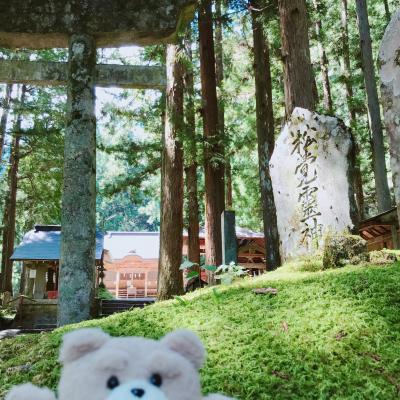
[355,0,392,213]
[341,0,365,219]
[0,84,13,161]
[198,0,225,281]
[215,0,232,209]
[158,44,185,300]
[58,34,97,326]
[379,9,400,242]
[251,1,282,270]
[313,0,333,114]
[183,33,201,269]
[1,85,26,295]
[278,0,317,116]
[341,0,356,124]
[383,0,390,23]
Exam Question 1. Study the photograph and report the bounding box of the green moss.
[285,253,324,272]
[369,250,398,265]
[1,262,400,399]
[323,234,369,268]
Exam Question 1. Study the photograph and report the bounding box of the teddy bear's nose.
[131,388,145,398]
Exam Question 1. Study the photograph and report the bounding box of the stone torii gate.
[0,0,195,326]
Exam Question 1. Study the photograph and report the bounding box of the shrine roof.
[11,225,104,261]
[105,228,264,261]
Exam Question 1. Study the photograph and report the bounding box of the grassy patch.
[1,263,400,399]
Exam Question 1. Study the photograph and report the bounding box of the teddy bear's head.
[57,328,206,400]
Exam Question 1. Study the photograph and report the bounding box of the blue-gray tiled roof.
[11,225,104,261]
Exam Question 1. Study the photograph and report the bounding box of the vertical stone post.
[34,267,47,300]
[221,210,238,265]
[391,225,399,250]
[58,34,97,326]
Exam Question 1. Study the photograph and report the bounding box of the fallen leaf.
[335,330,347,341]
[271,370,290,380]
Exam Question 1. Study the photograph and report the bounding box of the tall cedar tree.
[215,0,232,209]
[313,0,333,114]
[250,0,281,270]
[278,0,317,116]
[383,0,390,22]
[183,32,201,270]
[199,0,225,280]
[0,84,12,161]
[1,84,26,294]
[158,44,185,300]
[341,0,356,124]
[341,0,365,219]
[355,0,392,212]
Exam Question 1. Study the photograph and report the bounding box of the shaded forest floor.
[1,260,400,399]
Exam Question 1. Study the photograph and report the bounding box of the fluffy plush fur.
[6,328,233,400]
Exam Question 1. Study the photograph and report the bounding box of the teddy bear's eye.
[107,375,120,390]
[150,373,163,387]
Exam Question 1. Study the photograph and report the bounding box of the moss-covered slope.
[1,262,400,399]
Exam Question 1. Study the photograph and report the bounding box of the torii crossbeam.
[0,0,195,326]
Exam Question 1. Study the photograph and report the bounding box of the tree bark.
[0,84,12,161]
[379,9,400,240]
[313,0,333,114]
[341,0,365,219]
[158,44,185,300]
[383,0,390,23]
[58,34,97,326]
[198,0,225,281]
[183,33,201,269]
[1,85,26,295]
[251,1,282,270]
[355,0,392,213]
[215,0,232,209]
[341,0,356,124]
[278,0,317,116]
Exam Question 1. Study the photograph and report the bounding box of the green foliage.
[215,261,247,284]
[369,249,399,265]
[179,259,216,281]
[96,287,114,300]
[2,262,400,398]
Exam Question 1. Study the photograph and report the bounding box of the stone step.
[99,298,155,317]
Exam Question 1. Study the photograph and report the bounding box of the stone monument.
[270,108,358,259]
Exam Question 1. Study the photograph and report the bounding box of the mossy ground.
[1,261,400,399]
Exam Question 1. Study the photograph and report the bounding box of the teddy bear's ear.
[161,329,205,370]
[59,328,110,364]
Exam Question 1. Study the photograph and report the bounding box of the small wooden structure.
[359,207,399,250]
[10,225,104,328]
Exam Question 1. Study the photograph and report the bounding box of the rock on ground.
[369,250,398,265]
